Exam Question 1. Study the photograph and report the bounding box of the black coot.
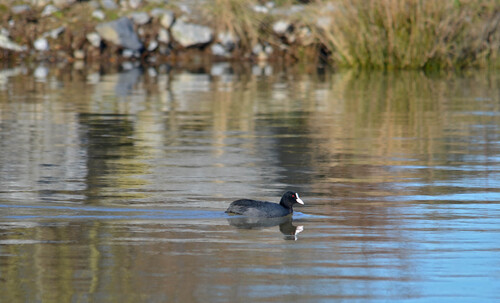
[225,191,304,218]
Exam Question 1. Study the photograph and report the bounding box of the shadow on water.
[227,215,304,240]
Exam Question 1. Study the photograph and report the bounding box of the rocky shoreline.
[0,0,321,66]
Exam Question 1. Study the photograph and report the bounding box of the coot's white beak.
[295,193,304,205]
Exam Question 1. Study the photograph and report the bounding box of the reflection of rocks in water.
[227,215,304,240]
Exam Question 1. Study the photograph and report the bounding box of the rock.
[316,17,332,30]
[150,8,169,18]
[95,17,143,51]
[30,0,50,7]
[128,0,142,9]
[43,26,65,39]
[86,32,101,48]
[252,43,273,60]
[41,4,59,17]
[52,0,76,7]
[34,38,49,51]
[11,5,31,14]
[178,4,191,14]
[272,20,291,36]
[73,50,85,60]
[101,0,118,10]
[217,31,238,51]
[252,5,268,14]
[266,2,275,9]
[92,10,106,21]
[147,40,158,51]
[157,28,169,44]
[0,34,26,52]
[160,10,175,29]
[211,43,229,57]
[252,43,263,55]
[170,20,213,48]
[129,12,150,25]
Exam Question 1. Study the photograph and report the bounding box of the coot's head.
[280,191,304,210]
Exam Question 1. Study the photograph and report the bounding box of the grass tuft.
[310,0,500,69]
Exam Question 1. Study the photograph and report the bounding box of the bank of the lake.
[1,0,499,69]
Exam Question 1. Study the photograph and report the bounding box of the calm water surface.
[0,64,499,302]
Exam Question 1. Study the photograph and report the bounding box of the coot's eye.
[292,194,295,198]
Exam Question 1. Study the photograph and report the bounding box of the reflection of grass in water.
[307,69,500,160]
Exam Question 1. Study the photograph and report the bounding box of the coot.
[225,191,304,218]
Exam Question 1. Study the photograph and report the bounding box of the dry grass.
[204,0,273,50]
[310,0,500,69]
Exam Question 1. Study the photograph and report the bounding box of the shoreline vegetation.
[0,0,499,70]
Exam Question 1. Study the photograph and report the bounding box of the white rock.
[12,5,31,14]
[170,20,213,47]
[150,8,168,18]
[252,5,268,13]
[43,26,65,39]
[34,38,49,51]
[252,43,272,60]
[101,0,118,10]
[160,10,175,29]
[53,0,76,7]
[129,12,150,25]
[0,34,26,52]
[41,4,59,17]
[272,20,291,35]
[178,4,190,14]
[92,10,105,21]
[30,0,50,7]
[86,32,101,48]
[147,40,158,51]
[157,28,169,44]
[211,43,229,57]
[73,50,85,60]
[128,0,141,9]
[252,43,263,55]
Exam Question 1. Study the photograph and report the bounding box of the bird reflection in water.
[227,215,304,241]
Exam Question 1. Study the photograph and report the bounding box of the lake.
[0,63,499,302]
